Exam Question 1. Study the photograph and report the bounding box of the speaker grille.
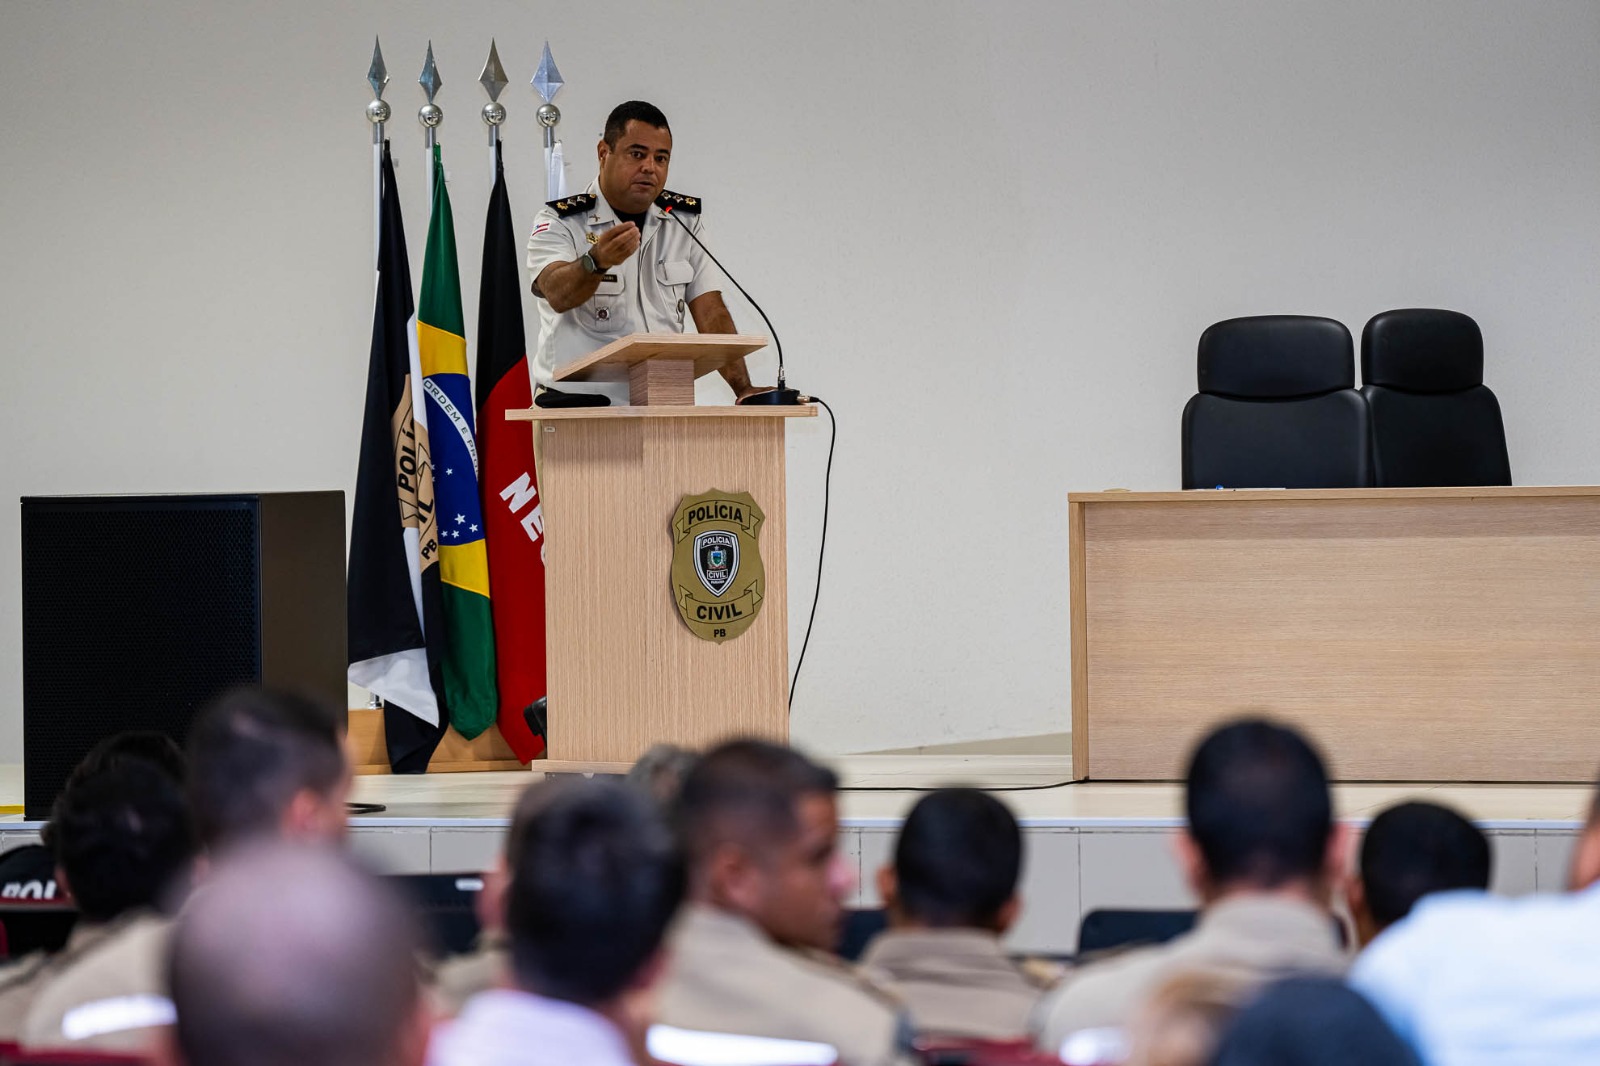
[22,497,263,819]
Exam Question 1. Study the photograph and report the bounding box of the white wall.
[1,0,1597,760]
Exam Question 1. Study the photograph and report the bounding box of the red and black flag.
[475,143,548,763]
[348,140,450,772]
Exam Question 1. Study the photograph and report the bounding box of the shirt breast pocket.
[657,259,693,294]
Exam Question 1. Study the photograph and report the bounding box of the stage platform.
[2,756,1590,955]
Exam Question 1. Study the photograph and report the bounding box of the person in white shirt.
[1351,781,1600,1066]
[427,778,686,1066]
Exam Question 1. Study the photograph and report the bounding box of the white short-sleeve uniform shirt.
[525,180,718,404]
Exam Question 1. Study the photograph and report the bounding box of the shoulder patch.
[656,190,703,214]
[547,193,596,217]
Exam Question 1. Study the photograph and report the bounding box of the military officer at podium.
[526,100,765,407]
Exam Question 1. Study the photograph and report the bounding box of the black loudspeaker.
[21,492,346,820]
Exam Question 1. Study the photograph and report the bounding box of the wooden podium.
[507,334,815,769]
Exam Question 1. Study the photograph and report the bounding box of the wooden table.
[1069,487,1600,782]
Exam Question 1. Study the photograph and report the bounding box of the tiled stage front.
[1,760,1589,955]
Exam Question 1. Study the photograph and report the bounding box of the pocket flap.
[657,259,694,286]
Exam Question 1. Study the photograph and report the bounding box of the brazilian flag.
[419,144,498,737]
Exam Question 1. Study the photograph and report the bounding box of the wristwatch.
[580,252,601,275]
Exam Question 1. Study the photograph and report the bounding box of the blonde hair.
[1125,968,1254,1066]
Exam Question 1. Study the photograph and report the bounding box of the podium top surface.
[1068,485,1600,504]
[553,333,769,384]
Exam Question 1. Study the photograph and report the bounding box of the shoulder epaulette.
[547,193,596,217]
[656,190,703,214]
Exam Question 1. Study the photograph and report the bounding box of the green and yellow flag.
[419,144,498,737]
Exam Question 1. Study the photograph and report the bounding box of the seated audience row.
[0,694,1580,1066]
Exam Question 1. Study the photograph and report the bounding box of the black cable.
[663,207,786,383]
[790,397,835,707]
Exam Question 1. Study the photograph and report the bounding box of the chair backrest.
[1360,309,1510,487]
[0,904,78,961]
[1076,908,1196,957]
[389,873,485,958]
[835,907,888,962]
[917,1038,1068,1066]
[1182,316,1370,489]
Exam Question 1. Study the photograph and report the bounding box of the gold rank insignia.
[586,233,599,245]
[655,189,704,214]
[670,490,766,643]
[549,193,597,217]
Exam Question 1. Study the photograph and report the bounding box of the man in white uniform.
[525,100,764,406]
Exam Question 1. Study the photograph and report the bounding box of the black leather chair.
[1361,309,1511,487]
[1076,908,1196,957]
[1182,316,1371,489]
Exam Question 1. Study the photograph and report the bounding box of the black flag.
[347,140,450,772]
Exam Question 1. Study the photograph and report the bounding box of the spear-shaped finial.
[531,41,564,104]
[366,36,391,136]
[368,36,390,100]
[479,39,508,102]
[418,41,443,130]
[480,39,508,142]
[532,41,563,148]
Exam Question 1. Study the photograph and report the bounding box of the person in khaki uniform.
[657,740,911,1066]
[0,755,195,1048]
[858,788,1050,1040]
[1032,719,1350,1055]
[22,688,352,1054]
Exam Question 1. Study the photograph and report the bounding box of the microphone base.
[738,387,804,407]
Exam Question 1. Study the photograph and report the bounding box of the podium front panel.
[540,417,789,761]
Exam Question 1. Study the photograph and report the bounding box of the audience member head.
[1180,718,1340,904]
[1568,770,1600,890]
[67,730,187,790]
[1347,801,1491,945]
[186,687,350,853]
[1210,977,1420,1066]
[626,744,700,808]
[502,778,684,1008]
[674,739,849,950]
[44,758,196,921]
[166,843,426,1066]
[1123,968,1253,1066]
[878,787,1023,933]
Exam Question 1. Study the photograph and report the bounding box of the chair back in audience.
[835,907,888,962]
[0,1047,150,1066]
[1360,309,1511,487]
[1182,316,1370,489]
[389,873,484,958]
[1076,908,1196,958]
[0,903,78,961]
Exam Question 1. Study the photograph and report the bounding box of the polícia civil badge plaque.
[671,490,766,643]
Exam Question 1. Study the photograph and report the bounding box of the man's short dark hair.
[46,758,195,921]
[603,100,670,147]
[674,739,839,870]
[186,687,345,850]
[894,788,1022,927]
[505,779,684,1005]
[1185,718,1333,888]
[1360,801,1490,929]
[67,730,187,791]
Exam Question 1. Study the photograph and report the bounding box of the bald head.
[168,844,423,1066]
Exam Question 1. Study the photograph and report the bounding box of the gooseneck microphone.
[663,205,803,406]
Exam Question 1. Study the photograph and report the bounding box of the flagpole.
[419,42,443,209]
[366,37,391,270]
[532,42,566,201]
[479,39,508,188]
